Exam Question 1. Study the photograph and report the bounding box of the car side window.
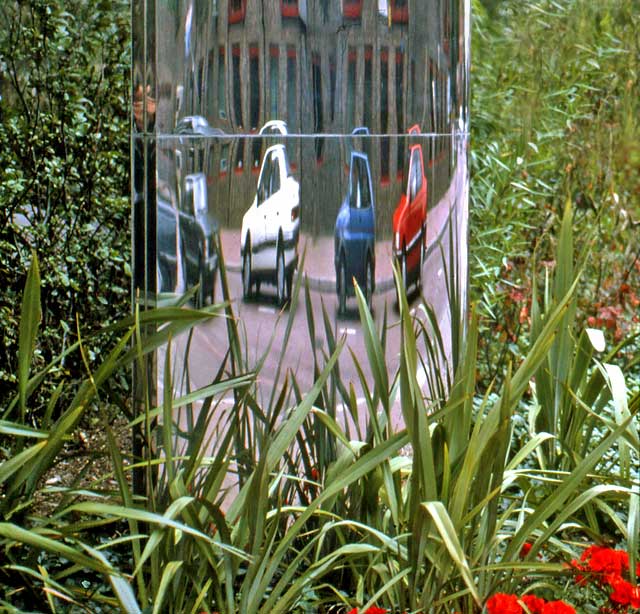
[349,157,360,209]
[270,157,281,195]
[349,156,361,209]
[350,157,371,210]
[184,184,194,214]
[257,155,271,205]
[408,149,423,202]
[359,158,371,209]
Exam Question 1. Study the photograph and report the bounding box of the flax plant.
[1,198,638,613]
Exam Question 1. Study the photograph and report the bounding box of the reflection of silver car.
[156,177,219,305]
[240,122,300,306]
[176,115,212,135]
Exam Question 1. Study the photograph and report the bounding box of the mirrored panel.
[133,0,470,423]
[136,1,468,137]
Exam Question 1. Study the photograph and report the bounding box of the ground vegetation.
[0,0,638,613]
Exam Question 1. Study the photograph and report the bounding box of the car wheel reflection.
[364,254,374,308]
[417,222,426,291]
[401,244,408,293]
[196,255,206,308]
[337,256,347,315]
[242,236,253,298]
[276,242,287,307]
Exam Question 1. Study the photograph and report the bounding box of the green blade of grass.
[152,561,183,614]
[17,252,42,423]
[0,523,114,576]
[421,501,481,607]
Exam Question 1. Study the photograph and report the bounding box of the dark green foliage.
[0,0,131,415]
[1,230,637,613]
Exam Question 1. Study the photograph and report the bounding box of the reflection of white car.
[240,143,300,305]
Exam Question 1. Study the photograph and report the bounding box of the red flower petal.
[521,594,546,614]
[540,600,575,614]
[486,593,523,614]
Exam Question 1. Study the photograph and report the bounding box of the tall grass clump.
[1,196,638,613]
[471,0,640,384]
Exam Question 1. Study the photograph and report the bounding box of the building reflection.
[156,1,460,132]
[154,0,465,239]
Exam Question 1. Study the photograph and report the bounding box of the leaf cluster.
[0,0,131,418]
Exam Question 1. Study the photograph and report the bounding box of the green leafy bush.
[0,0,130,416]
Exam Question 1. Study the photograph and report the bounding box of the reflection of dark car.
[156,176,219,304]
[241,122,300,306]
[392,124,427,291]
[334,130,376,314]
[179,173,219,305]
[157,184,182,294]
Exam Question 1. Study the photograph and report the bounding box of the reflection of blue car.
[334,148,376,314]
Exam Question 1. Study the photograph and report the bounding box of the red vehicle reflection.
[392,124,427,292]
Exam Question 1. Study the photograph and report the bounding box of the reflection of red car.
[392,124,427,291]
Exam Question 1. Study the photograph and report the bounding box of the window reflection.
[280,0,299,18]
[342,0,363,21]
[363,46,373,131]
[234,138,244,174]
[228,0,246,25]
[329,53,336,123]
[312,53,323,161]
[249,44,260,131]
[346,48,356,131]
[286,46,297,132]
[391,0,409,24]
[395,49,404,133]
[156,0,464,144]
[232,44,242,128]
[269,45,279,119]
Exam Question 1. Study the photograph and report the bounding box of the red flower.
[540,600,575,614]
[520,542,533,558]
[582,546,629,577]
[609,575,640,609]
[521,594,545,613]
[347,607,387,614]
[486,593,523,614]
